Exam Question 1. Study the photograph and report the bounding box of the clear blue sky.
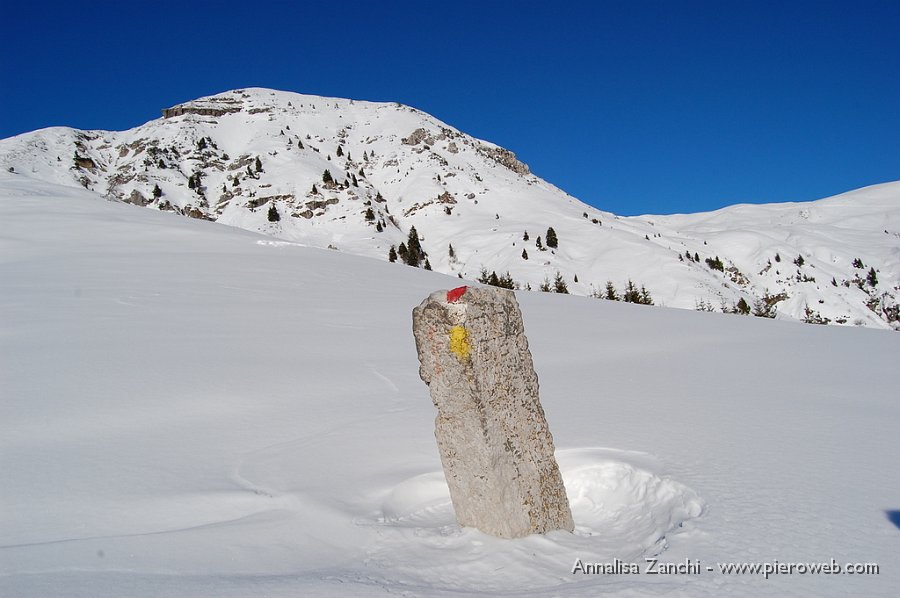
[2,0,898,215]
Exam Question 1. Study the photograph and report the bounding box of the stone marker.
[412,285,574,538]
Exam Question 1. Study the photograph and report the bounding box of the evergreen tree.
[267,203,280,222]
[322,169,333,184]
[336,145,343,157]
[705,256,724,271]
[311,183,318,194]
[522,248,528,260]
[351,173,358,187]
[536,236,544,250]
[375,221,383,232]
[605,281,619,301]
[546,227,558,248]
[639,285,653,305]
[694,252,700,262]
[793,254,805,267]
[424,259,432,271]
[255,156,263,173]
[388,245,397,263]
[397,243,408,262]
[539,278,552,292]
[152,184,162,199]
[448,244,456,259]
[735,298,750,315]
[405,226,423,267]
[574,274,578,283]
[364,207,375,221]
[553,272,569,294]
[523,231,529,241]
[623,280,641,303]
[867,267,878,287]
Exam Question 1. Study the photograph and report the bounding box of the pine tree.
[522,248,528,260]
[152,184,162,198]
[694,252,700,262]
[255,156,263,173]
[735,298,750,314]
[336,145,343,157]
[405,226,424,267]
[448,244,456,259]
[867,267,878,287]
[364,207,375,221]
[267,203,280,222]
[375,221,383,232]
[388,245,397,263]
[424,259,432,271]
[351,174,358,187]
[546,227,558,248]
[536,236,544,250]
[605,281,619,301]
[705,256,724,271]
[623,280,641,303]
[311,183,318,194]
[322,169,333,184]
[639,285,653,305]
[523,231,529,241]
[397,243,408,262]
[553,272,569,294]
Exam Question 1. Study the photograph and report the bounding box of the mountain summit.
[1,87,897,329]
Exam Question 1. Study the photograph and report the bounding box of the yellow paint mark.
[449,325,472,360]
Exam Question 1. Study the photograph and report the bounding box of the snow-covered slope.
[1,88,897,329]
[2,174,899,597]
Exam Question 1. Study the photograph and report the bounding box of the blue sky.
[1,0,898,215]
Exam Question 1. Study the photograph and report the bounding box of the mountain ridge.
[1,87,897,329]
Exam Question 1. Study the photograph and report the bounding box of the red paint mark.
[446,286,467,303]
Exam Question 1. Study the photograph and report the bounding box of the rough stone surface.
[412,286,573,538]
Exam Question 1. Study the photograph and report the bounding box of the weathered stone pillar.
[412,285,573,538]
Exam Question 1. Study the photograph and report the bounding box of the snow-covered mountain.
[1,87,897,329]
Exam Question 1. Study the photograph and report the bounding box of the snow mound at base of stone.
[367,448,704,593]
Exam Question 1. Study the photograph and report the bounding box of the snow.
[1,87,897,329]
[1,174,899,597]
